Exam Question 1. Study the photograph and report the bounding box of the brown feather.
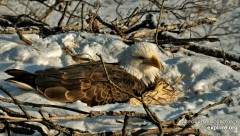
[5,61,147,106]
[44,87,71,102]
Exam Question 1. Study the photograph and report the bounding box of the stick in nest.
[0,87,217,135]
[130,18,217,39]
[96,54,140,100]
[122,115,129,136]
[0,86,31,119]
[71,53,95,64]
[0,96,89,114]
[15,27,33,45]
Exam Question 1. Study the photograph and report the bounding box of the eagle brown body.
[5,62,147,106]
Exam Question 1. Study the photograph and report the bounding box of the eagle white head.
[118,42,164,85]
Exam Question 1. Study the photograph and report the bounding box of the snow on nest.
[0,32,239,135]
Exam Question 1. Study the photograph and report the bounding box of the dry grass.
[129,76,184,105]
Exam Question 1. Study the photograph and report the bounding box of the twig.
[40,109,89,135]
[180,43,240,63]
[58,1,69,27]
[122,115,129,136]
[0,105,50,135]
[0,110,157,123]
[6,121,11,136]
[116,120,147,127]
[174,95,233,135]
[125,7,139,27]
[113,0,124,19]
[196,95,233,115]
[96,54,140,101]
[85,3,100,31]
[15,27,33,45]
[158,37,220,45]
[39,110,72,135]
[154,0,166,54]
[124,20,147,34]
[130,18,217,39]
[0,90,213,136]
[141,95,164,136]
[0,112,207,136]
[155,0,165,44]
[0,96,161,122]
[0,105,26,118]
[95,16,126,38]
[171,74,185,86]
[39,1,61,21]
[0,27,40,34]
[0,114,88,122]
[174,112,194,124]
[0,86,31,119]
[81,3,85,30]
[219,43,227,65]
[0,96,89,114]
[11,122,48,136]
[66,0,82,25]
[155,0,166,54]
[128,9,147,28]
[81,127,206,135]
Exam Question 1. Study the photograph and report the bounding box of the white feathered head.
[118,42,164,85]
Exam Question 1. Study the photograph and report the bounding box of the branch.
[130,18,217,39]
[38,110,78,135]
[15,27,33,45]
[0,27,40,34]
[10,122,48,136]
[157,37,220,45]
[122,115,129,136]
[0,86,31,119]
[66,0,82,25]
[178,43,240,63]
[81,3,85,30]
[155,0,165,44]
[0,86,212,135]
[124,7,139,27]
[58,2,69,27]
[0,96,89,114]
[174,95,233,134]
[96,54,141,101]
[95,16,126,38]
[0,96,157,122]
[196,95,233,116]
[141,95,164,136]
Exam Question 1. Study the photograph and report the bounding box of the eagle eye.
[137,56,145,60]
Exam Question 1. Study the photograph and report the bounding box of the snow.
[0,32,239,136]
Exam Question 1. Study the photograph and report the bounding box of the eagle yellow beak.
[145,55,163,70]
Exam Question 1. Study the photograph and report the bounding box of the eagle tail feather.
[4,69,37,90]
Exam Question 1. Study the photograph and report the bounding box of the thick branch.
[130,18,217,39]
[178,43,240,63]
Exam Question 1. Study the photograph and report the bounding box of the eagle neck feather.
[118,52,159,86]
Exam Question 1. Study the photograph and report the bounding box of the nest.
[129,76,184,105]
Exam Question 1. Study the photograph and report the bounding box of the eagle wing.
[20,62,146,106]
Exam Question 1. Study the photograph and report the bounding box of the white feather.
[118,42,161,85]
[5,80,35,90]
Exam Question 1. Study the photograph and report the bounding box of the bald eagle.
[5,42,164,106]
